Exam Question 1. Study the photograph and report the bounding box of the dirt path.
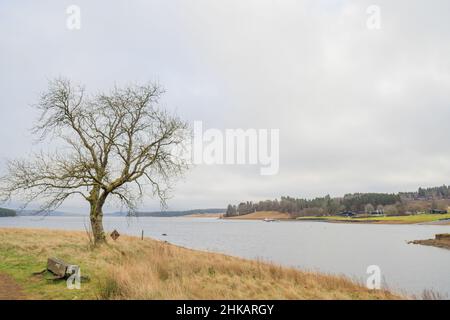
[0,273,26,300]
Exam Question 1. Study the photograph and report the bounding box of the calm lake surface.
[1,216,450,297]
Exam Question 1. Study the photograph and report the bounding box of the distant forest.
[400,185,450,200]
[225,185,450,217]
[0,207,16,217]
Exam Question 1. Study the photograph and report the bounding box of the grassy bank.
[0,228,399,300]
[297,213,450,224]
[184,213,223,218]
[224,211,292,220]
[224,211,450,224]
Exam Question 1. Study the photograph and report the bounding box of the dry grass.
[184,213,223,218]
[0,228,401,300]
[420,289,448,300]
[225,211,292,220]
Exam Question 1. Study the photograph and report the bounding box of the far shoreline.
[222,211,450,225]
[2,212,450,225]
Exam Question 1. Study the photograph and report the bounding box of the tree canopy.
[0,79,190,244]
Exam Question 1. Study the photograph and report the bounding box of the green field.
[297,213,450,224]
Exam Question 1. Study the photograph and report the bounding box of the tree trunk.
[89,189,108,245]
[90,208,106,245]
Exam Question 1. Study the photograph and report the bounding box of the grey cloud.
[1,0,450,211]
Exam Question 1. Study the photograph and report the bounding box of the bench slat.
[47,257,70,277]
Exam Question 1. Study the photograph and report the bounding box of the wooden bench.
[47,257,74,278]
[33,257,88,282]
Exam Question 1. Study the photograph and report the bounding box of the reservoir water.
[1,216,449,298]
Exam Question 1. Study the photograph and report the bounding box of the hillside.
[135,208,225,217]
[226,184,450,218]
[14,209,226,217]
[225,211,292,220]
[0,208,16,217]
[16,210,82,217]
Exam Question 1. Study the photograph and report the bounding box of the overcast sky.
[1,0,450,212]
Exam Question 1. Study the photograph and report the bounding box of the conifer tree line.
[225,185,450,217]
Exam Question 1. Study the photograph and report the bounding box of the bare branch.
[1,78,190,220]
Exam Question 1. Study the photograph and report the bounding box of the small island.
[410,234,450,250]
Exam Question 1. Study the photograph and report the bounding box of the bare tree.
[0,78,190,245]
